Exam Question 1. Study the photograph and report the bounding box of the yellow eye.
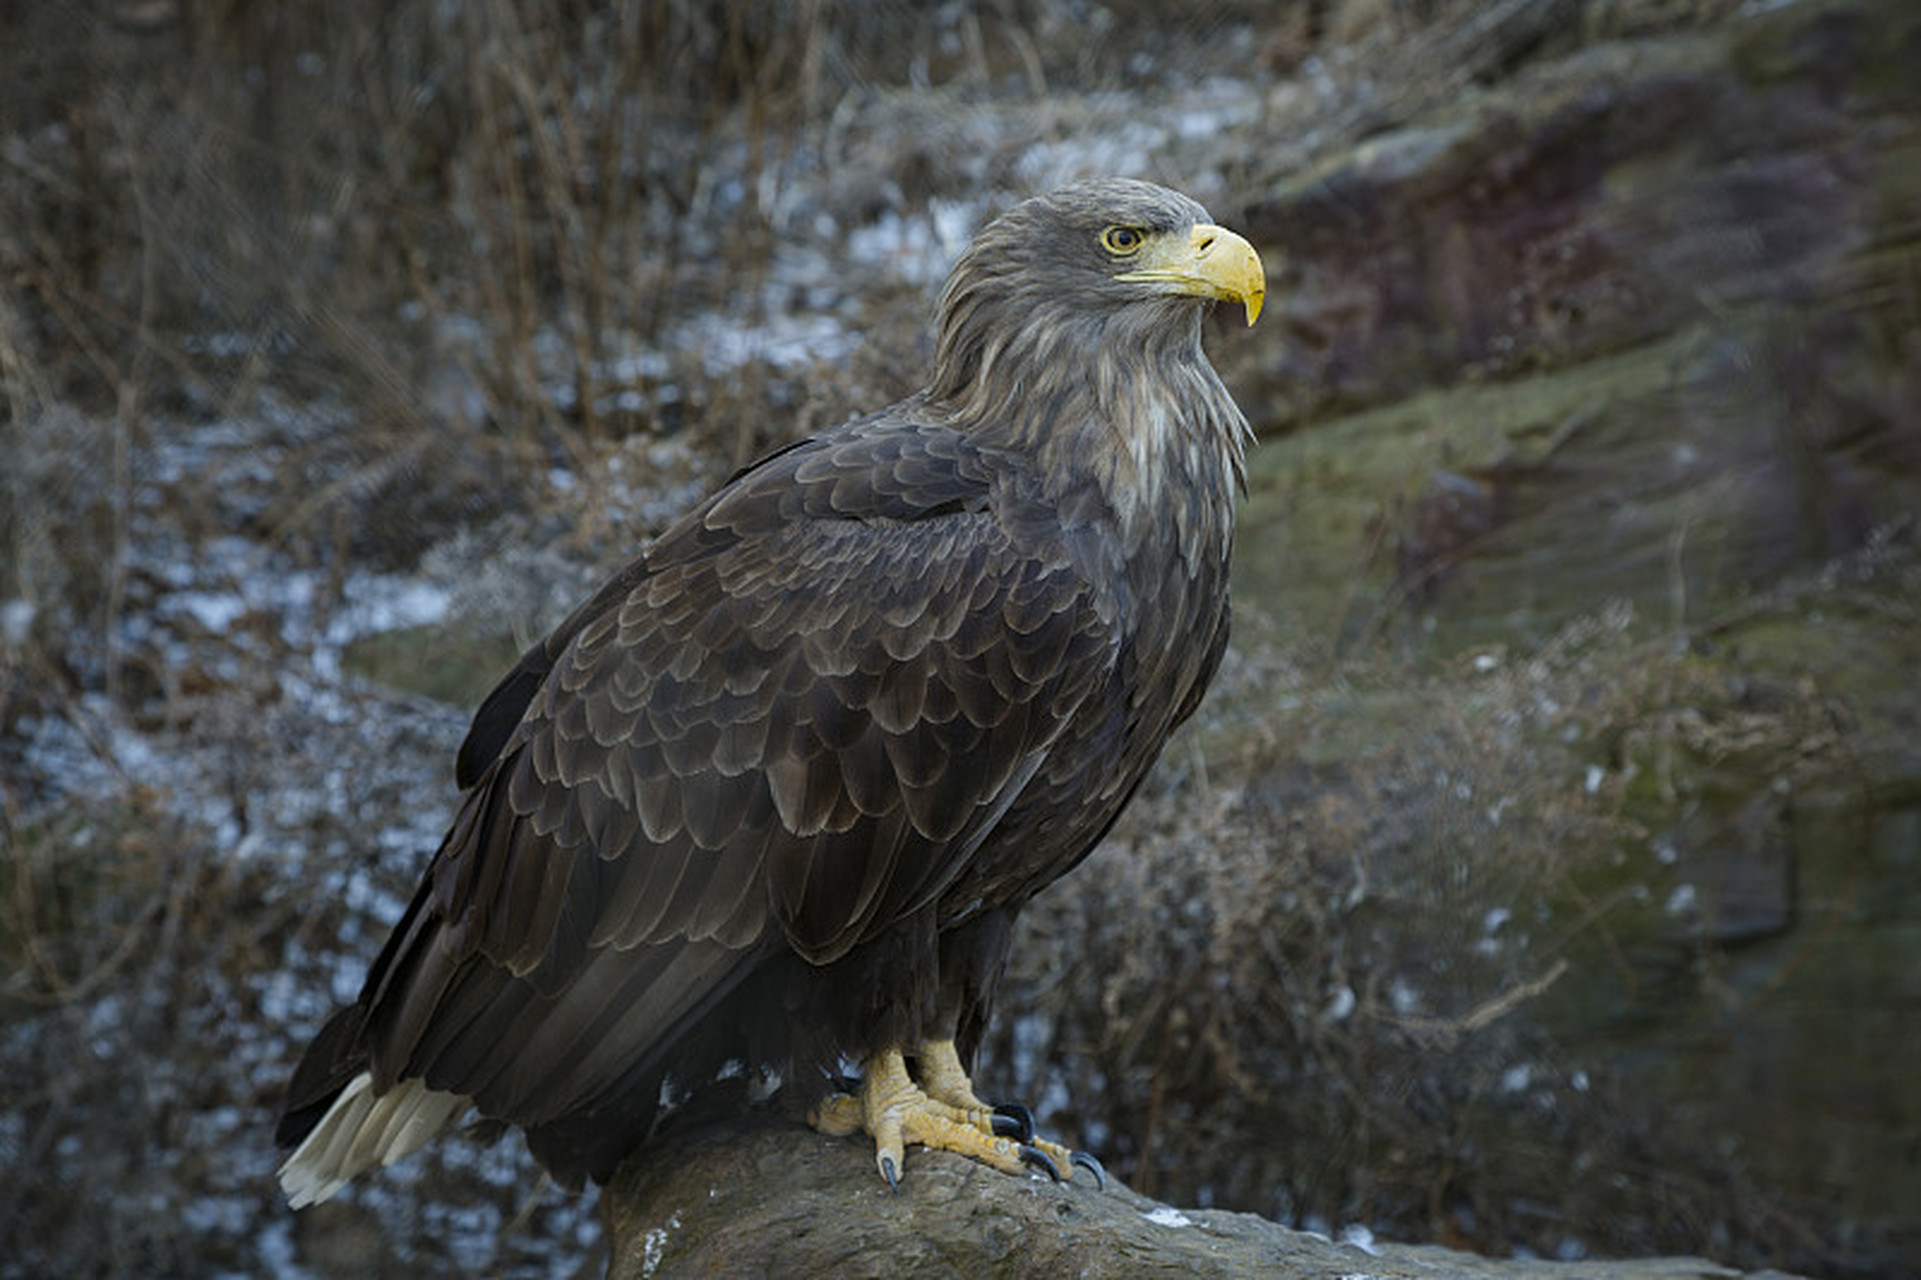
[1101,226,1144,255]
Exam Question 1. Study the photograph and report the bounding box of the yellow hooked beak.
[1116,223,1265,326]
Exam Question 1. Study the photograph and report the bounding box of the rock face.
[602,1117,1797,1280]
[1235,0,1921,654]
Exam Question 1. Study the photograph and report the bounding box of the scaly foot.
[809,1043,1104,1189]
[915,1038,1100,1184]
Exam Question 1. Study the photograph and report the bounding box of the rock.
[1234,0,1921,654]
[602,1116,1801,1280]
[1244,0,1921,426]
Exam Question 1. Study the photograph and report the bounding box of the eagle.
[276,177,1264,1204]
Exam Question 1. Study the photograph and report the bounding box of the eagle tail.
[276,1072,470,1207]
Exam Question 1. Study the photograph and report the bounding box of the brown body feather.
[277,178,1253,1194]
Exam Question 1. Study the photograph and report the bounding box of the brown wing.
[352,412,1120,1127]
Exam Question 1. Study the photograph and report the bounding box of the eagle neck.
[931,296,1248,567]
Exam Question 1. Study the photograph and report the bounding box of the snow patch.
[1339,1223,1382,1254]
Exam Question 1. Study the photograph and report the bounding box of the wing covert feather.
[376,416,1121,1102]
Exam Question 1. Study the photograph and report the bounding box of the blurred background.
[2,0,1917,1275]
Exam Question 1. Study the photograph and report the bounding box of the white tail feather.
[277,1073,469,1208]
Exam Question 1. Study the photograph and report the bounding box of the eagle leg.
[807,1047,1031,1188]
[914,1038,995,1126]
[918,1037,1105,1187]
[809,1044,1103,1189]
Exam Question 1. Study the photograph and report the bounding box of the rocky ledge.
[602,1117,1804,1280]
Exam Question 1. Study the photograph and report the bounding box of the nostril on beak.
[1194,232,1216,254]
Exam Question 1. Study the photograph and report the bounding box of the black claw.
[880,1154,900,1194]
[989,1111,1028,1140]
[992,1102,1036,1142]
[1017,1143,1064,1181]
[1070,1149,1108,1190]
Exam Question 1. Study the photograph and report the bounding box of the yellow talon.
[807,1042,1104,1187]
[808,1047,1031,1187]
[920,1039,1085,1181]
[916,1039,995,1128]
[807,1090,865,1137]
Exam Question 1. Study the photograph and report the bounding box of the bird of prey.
[276,177,1264,1204]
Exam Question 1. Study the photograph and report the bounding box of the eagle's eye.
[1100,225,1144,256]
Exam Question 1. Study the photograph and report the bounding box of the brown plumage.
[276,178,1263,1203]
